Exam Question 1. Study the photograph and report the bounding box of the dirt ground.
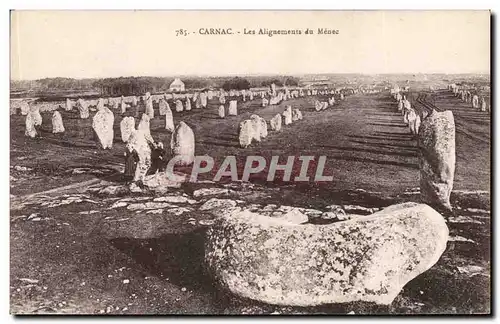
[10,89,491,315]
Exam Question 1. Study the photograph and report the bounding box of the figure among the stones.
[124,142,140,180]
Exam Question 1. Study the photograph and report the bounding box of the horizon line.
[11,71,491,82]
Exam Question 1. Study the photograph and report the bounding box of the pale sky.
[10,10,491,80]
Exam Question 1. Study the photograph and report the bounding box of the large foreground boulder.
[418,110,455,211]
[204,202,449,307]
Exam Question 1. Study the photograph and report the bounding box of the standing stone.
[249,92,254,101]
[270,114,282,132]
[418,110,456,211]
[120,116,135,142]
[138,113,154,143]
[145,95,154,119]
[414,114,421,135]
[218,105,225,118]
[283,106,292,125]
[20,101,30,115]
[259,117,268,138]
[239,120,254,148]
[77,99,90,119]
[481,97,487,112]
[131,96,138,107]
[315,100,322,112]
[262,98,269,107]
[200,92,208,108]
[340,93,345,100]
[219,95,226,104]
[52,111,65,133]
[406,108,417,134]
[164,104,175,132]
[92,105,115,149]
[185,98,192,111]
[30,105,42,126]
[195,95,203,109]
[121,96,127,114]
[175,99,184,112]
[97,98,105,111]
[66,98,73,111]
[292,108,303,121]
[228,100,238,116]
[250,115,262,142]
[158,98,170,116]
[270,83,277,97]
[170,121,195,166]
[25,111,37,138]
[193,92,199,104]
[472,95,479,109]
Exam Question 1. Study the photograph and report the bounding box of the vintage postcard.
[9,10,491,315]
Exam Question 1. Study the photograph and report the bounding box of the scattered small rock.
[199,198,237,211]
[193,188,231,198]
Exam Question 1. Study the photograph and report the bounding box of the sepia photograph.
[9,10,491,315]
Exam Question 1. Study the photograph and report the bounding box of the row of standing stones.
[203,88,456,307]
[17,87,457,307]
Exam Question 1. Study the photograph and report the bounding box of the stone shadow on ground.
[109,228,213,292]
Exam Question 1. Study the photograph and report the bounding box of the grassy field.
[10,89,491,314]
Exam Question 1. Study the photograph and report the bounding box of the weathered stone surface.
[159,99,170,116]
[164,104,175,132]
[170,121,195,165]
[418,110,456,211]
[185,98,192,111]
[142,171,183,189]
[199,198,237,211]
[52,111,65,133]
[120,116,135,142]
[259,117,268,138]
[92,106,115,149]
[204,202,448,307]
[77,99,90,119]
[193,188,232,198]
[239,120,254,148]
[250,115,263,142]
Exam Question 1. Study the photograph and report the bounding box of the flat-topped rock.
[204,202,449,307]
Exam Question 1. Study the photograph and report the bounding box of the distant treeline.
[11,75,302,96]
